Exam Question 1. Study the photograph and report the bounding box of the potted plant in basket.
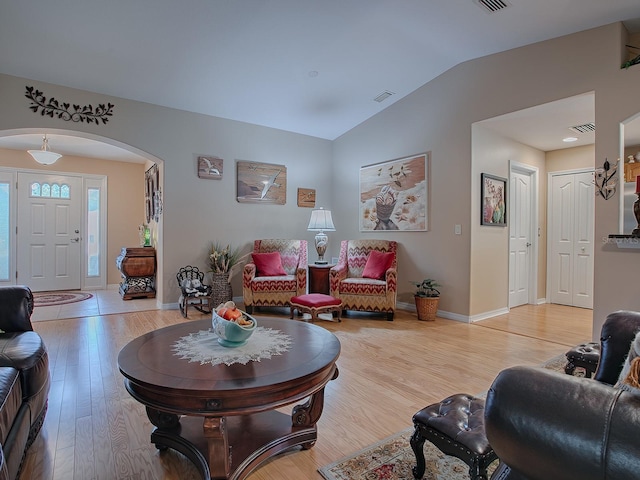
[411,278,441,321]
[208,242,248,307]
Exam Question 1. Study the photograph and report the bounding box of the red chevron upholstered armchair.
[330,239,397,321]
[242,239,308,314]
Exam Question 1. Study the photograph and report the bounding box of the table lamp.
[307,208,335,264]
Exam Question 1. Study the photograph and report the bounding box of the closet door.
[548,171,593,308]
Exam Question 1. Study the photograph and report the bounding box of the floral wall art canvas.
[360,153,428,231]
[481,173,507,226]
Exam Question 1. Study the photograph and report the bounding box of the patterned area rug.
[318,354,568,480]
[319,427,498,480]
[33,291,93,307]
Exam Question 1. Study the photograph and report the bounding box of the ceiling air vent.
[373,91,394,103]
[473,0,511,13]
[569,122,595,134]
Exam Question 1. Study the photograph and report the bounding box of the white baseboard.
[468,307,510,323]
[397,300,471,323]
[160,295,245,311]
[159,299,514,322]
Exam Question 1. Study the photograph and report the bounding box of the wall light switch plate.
[455,224,462,235]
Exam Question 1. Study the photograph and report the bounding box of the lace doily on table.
[172,327,292,366]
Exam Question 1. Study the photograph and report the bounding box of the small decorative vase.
[143,227,151,247]
[210,272,233,308]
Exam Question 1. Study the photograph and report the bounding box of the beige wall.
[471,126,547,317]
[1,21,640,338]
[0,73,334,304]
[333,22,640,336]
[547,144,594,173]
[0,148,145,285]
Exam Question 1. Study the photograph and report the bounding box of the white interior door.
[509,170,532,307]
[549,171,594,308]
[17,172,82,291]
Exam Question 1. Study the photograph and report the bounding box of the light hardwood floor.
[22,304,593,480]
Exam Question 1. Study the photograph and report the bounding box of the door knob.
[70,237,80,243]
[526,242,532,247]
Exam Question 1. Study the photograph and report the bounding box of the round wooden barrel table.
[118,317,340,480]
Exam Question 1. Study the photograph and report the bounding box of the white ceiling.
[0,1,639,160]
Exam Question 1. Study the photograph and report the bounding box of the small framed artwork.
[297,188,316,207]
[481,173,507,226]
[197,155,223,179]
[236,160,287,204]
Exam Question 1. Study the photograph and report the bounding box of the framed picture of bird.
[197,155,223,179]
[481,173,507,226]
[236,160,287,204]
[359,152,429,231]
[297,188,316,207]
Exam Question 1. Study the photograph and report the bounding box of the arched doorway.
[0,129,163,304]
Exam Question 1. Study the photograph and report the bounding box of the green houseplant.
[207,242,249,307]
[411,278,440,321]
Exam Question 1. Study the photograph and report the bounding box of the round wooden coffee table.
[118,317,340,480]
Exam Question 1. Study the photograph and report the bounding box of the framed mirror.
[621,113,640,234]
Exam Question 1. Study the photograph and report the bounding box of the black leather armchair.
[594,310,640,385]
[485,366,640,480]
[484,310,640,480]
[0,286,50,480]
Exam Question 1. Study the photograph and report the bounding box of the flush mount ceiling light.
[27,134,62,165]
[563,137,578,142]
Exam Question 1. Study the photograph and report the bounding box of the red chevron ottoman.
[290,293,342,322]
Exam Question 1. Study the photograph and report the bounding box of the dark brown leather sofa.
[484,310,640,480]
[0,286,50,480]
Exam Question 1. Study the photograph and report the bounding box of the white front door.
[509,170,532,307]
[17,172,82,291]
[549,171,594,308]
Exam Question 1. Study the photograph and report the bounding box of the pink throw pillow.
[252,252,287,276]
[362,250,394,280]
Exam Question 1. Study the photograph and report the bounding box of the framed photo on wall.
[359,152,429,231]
[481,173,507,226]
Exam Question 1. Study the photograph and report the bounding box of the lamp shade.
[307,208,335,232]
[27,135,62,165]
[27,150,62,165]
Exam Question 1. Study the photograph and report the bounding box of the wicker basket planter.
[210,272,233,308]
[415,296,439,321]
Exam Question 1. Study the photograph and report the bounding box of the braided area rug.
[33,291,93,307]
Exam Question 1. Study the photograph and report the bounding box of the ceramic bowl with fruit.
[211,301,257,347]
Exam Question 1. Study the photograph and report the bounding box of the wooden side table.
[308,264,334,295]
[116,247,156,300]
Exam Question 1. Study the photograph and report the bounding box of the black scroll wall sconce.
[594,158,619,200]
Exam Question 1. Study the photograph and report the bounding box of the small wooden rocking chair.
[176,265,212,318]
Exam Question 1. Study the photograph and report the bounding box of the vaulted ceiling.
[1,1,639,159]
